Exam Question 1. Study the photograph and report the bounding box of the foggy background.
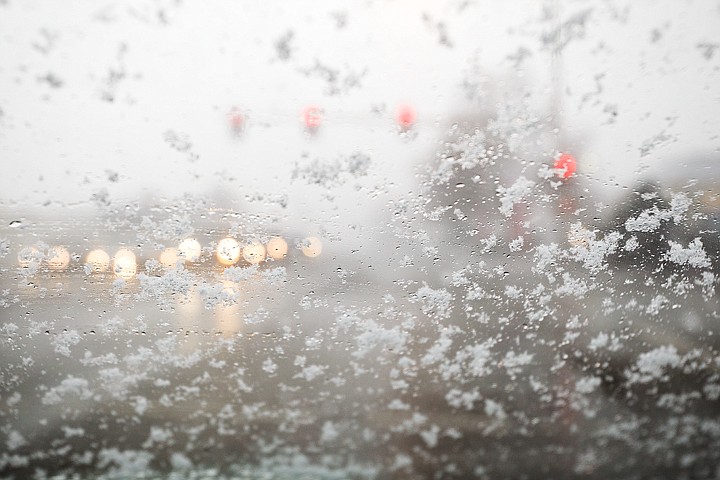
[1,0,718,218]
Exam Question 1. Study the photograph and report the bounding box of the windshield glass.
[1,1,719,479]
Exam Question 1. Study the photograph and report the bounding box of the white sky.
[0,0,718,215]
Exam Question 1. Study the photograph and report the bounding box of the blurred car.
[607,154,720,273]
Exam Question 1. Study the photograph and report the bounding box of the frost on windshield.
[1,1,719,479]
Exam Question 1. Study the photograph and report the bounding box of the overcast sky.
[0,0,718,215]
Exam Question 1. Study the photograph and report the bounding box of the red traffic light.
[554,153,577,179]
[396,104,416,129]
[302,105,323,130]
[227,107,245,134]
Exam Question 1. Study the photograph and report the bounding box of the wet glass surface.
[1,1,719,479]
